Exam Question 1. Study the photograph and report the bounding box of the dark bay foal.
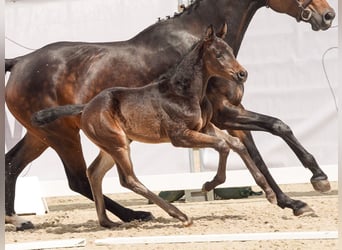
[32,25,276,227]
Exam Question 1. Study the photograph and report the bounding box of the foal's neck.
[171,43,210,100]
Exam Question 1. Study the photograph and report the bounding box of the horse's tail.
[5,57,22,72]
[31,104,85,126]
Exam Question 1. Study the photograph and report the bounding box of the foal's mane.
[156,38,205,83]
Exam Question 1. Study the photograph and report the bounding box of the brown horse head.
[267,0,335,30]
[203,23,247,84]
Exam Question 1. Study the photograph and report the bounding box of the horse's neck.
[175,0,264,55]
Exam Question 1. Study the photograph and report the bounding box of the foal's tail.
[31,104,85,126]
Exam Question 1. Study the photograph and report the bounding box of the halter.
[296,0,313,22]
[264,0,313,22]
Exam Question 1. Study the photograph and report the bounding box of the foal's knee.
[229,137,247,154]
[120,175,148,194]
[216,139,230,154]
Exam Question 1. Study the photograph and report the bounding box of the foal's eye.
[216,53,223,59]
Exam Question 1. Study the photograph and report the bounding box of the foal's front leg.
[229,129,314,216]
[206,126,277,205]
[170,128,276,204]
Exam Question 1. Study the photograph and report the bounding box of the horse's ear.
[204,25,215,42]
[216,22,228,39]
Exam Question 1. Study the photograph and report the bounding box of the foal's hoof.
[100,220,121,228]
[293,204,315,217]
[182,218,193,227]
[201,182,212,193]
[16,221,35,231]
[311,178,331,193]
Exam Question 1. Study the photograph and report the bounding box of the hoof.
[293,205,315,217]
[16,221,35,231]
[182,218,193,227]
[138,211,155,222]
[292,200,315,216]
[201,182,211,193]
[311,179,331,193]
[100,220,121,228]
[125,211,154,222]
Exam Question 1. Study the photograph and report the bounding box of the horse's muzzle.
[308,9,335,31]
[322,10,335,26]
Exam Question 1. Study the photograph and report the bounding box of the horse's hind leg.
[5,132,48,230]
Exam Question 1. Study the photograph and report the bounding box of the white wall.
[5,0,338,184]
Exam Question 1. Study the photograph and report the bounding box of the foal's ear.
[204,25,215,42]
[216,23,228,39]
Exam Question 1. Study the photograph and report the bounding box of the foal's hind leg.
[5,132,48,230]
[48,133,153,224]
[113,151,192,226]
[86,150,119,228]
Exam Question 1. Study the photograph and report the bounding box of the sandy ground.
[5,182,338,250]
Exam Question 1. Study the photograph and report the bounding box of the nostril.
[237,70,247,81]
[324,11,335,21]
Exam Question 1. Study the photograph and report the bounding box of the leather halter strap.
[264,0,313,22]
[296,0,313,21]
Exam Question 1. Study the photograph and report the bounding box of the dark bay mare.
[32,25,277,227]
[5,0,335,230]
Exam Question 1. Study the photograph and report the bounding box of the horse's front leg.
[212,105,315,215]
[214,104,330,193]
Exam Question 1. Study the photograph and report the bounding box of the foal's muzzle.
[235,70,248,83]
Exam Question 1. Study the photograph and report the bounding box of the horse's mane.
[158,0,204,22]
